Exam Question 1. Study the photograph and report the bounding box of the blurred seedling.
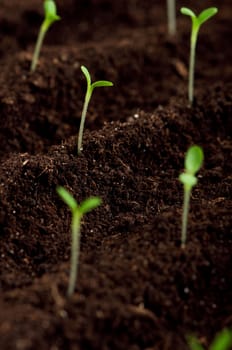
[78,65,113,155]
[167,0,176,36]
[179,145,204,248]
[180,7,218,104]
[188,328,232,350]
[57,186,101,297]
[30,0,61,72]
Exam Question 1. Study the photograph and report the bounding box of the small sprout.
[30,0,61,72]
[77,65,113,155]
[179,145,204,248]
[188,329,232,350]
[57,186,101,297]
[210,329,232,350]
[180,7,218,104]
[167,0,176,36]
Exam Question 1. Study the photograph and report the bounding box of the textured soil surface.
[0,1,231,349]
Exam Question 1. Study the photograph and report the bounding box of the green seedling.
[188,328,232,350]
[57,186,101,297]
[78,65,113,155]
[180,7,218,104]
[167,0,176,36]
[179,145,204,248]
[30,0,61,72]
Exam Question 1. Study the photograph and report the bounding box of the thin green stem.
[181,188,191,248]
[167,0,176,35]
[189,30,198,105]
[30,24,47,72]
[77,92,91,155]
[67,212,81,297]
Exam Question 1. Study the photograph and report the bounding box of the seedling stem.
[167,0,176,36]
[78,65,113,154]
[180,7,218,104]
[57,186,101,297]
[30,0,60,72]
[179,145,204,248]
[69,211,81,297]
[181,188,191,248]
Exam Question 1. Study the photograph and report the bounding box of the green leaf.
[81,65,91,88]
[198,7,218,26]
[210,329,232,350]
[179,173,197,189]
[187,335,204,350]
[185,145,204,175]
[180,7,196,18]
[92,81,114,89]
[79,197,102,215]
[44,0,61,22]
[57,187,78,212]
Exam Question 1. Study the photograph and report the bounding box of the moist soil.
[0,1,231,349]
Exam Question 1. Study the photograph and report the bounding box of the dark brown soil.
[0,1,231,349]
